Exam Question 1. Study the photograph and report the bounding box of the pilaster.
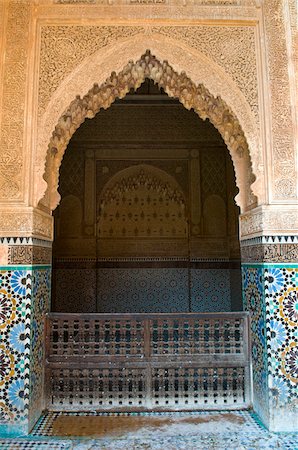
[241,229,298,431]
[0,237,52,435]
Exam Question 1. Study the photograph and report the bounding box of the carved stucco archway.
[42,51,257,212]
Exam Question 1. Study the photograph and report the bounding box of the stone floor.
[1,411,298,449]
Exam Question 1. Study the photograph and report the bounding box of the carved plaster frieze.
[0,0,30,200]
[8,245,52,265]
[53,0,101,3]
[43,51,256,214]
[152,26,258,125]
[38,26,145,114]
[0,208,53,240]
[240,206,298,239]
[38,24,258,124]
[52,0,257,5]
[264,0,297,200]
[240,242,298,263]
[37,3,259,24]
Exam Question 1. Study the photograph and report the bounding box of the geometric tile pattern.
[105,267,235,313]
[96,268,190,313]
[242,263,298,431]
[265,266,298,426]
[0,268,32,427]
[52,268,96,313]
[29,268,51,430]
[0,441,69,450]
[191,269,232,312]
[0,266,51,432]
[54,268,234,313]
[241,265,269,425]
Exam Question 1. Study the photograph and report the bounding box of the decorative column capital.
[240,205,298,240]
[0,207,53,241]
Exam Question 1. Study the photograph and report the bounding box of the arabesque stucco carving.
[151,26,258,123]
[264,0,297,199]
[43,51,256,213]
[38,25,258,121]
[38,26,145,114]
[0,0,30,200]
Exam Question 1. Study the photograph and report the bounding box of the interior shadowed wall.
[52,81,242,313]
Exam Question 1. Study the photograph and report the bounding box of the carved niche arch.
[97,164,187,240]
[43,51,256,212]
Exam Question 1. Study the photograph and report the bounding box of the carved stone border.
[0,236,52,265]
[44,51,256,213]
[7,245,52,265]
[240,206,298,239]
[240,236,298,263]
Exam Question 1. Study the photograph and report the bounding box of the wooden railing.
[45,312,251,411]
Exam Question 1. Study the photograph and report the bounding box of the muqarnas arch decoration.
[97,164,188,240]
[43,51,257,212]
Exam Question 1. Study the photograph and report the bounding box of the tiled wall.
[242,265,269,425]
[1,246,296,434]
[53,267,242,313]
[0,265,51,435]
[0,267,31,434]
[29,268,51,431]
[96,268,189,313]
[265,265,298,431]
[52,267,96,313]
[242,263,298,432]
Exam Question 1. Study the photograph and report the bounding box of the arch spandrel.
[35,34,261,213]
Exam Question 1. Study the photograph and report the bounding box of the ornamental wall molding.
[0,0,30,201]
[0,237,52,247]
[240,243,298,263]
[41,51,257,214]
[263,0,297,200]
[37,3,259,22]
[241,235,298,246]
[0,208,53,241]
[7,245,52,265]
[240,206,298,239]
[52,0,258,6]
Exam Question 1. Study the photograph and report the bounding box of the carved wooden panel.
[45,312,251,411]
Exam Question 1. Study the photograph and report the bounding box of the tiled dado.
[0,237,51,435]
[241,264,268,426]
[265,264,297,432]
[52,260,242,313]
[241,237,298,432]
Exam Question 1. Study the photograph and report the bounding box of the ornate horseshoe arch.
[42,51,257,212]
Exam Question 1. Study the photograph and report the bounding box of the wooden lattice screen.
[45,312,251,411]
